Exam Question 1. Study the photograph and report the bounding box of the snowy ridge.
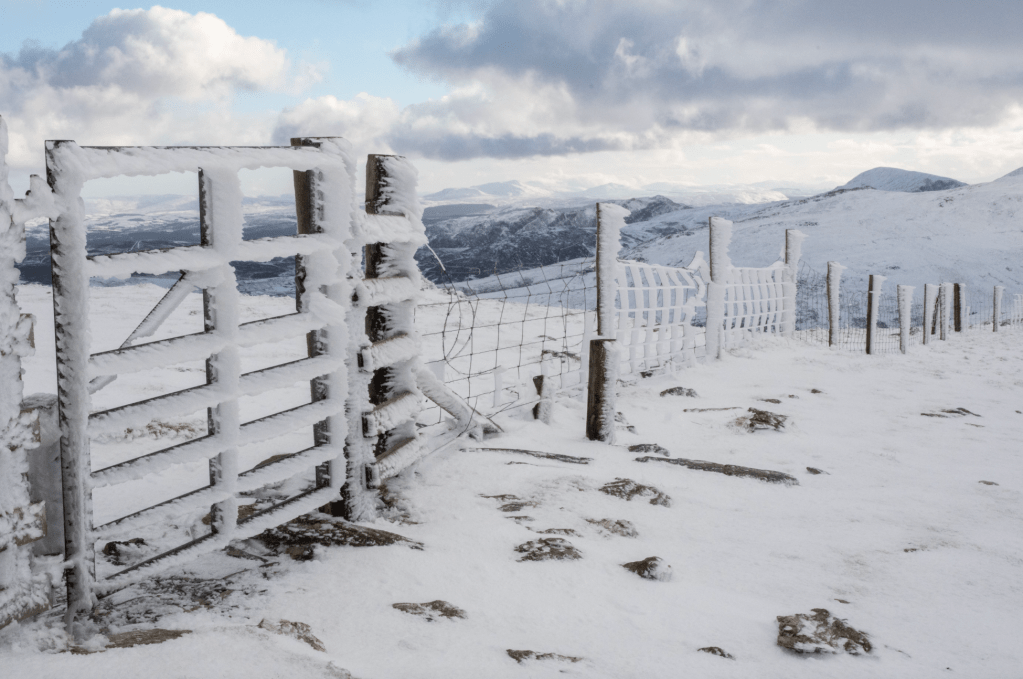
[837,167,967,193]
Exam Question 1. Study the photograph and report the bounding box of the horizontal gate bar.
[359,333,418,372]
[362,391,420,437]
[95,483,232,539]
[237,398,344,447]
[237,312,324,347]
[89,331,225,377]
[375,437,424,480]
[91,433,226,488]
[359,275,417,307]
[98,486,338,594]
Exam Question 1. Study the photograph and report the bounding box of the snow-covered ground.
[4,284,1022,678]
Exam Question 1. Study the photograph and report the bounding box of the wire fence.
[795,261,1022,353]
[416,257,597,424]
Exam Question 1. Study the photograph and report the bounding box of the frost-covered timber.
[993,286,1004,332]
[595,203,628,337]
[0,116,58,631]
[354,153,428,506]
[782,229,807,339]
[827,261,846,347]
[44,138,362,633]
[898,285,915,354]
[923,284,938,345]
[866,275,886,355]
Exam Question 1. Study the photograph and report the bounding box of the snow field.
[7,283,1023,677]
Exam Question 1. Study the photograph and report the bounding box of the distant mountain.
[837,167,966,193]
[1001,166,1023,179]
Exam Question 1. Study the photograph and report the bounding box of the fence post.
[993,285,1004,332]
[595,202,625,338]
[706,217,733,358]
[922,284,937,345]
[782,229,807,339]
[954,284,963,332]
[866,275,885,355]
[938,282,952,340]
[585,338,619,442]
[826,262,844,347]
[897,285,914,354]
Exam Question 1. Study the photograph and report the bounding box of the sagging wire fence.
[416,256,597,424]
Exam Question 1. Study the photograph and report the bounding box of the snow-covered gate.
[45,140,425,628]
[704,217,806,356]
[594,203,708,376]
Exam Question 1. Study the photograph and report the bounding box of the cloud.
[380,0,1023,158]
[0,7,320,167]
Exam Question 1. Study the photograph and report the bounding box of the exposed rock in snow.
[514,537,582,562]
[391,600,467,621]
[467,447,592,465]
[776,608,872,655]
[254,515,423,560]
[586,518,638,538]
[837,167,966,193]
[621,556,672,582]
[506,649,583,664]
[740,408,788,432]
[627,443,670,456]
[634,456,799,486]
[598,478,672,507]
[660,386,698,398]
[257,619,326,652]
[698,646,734,659]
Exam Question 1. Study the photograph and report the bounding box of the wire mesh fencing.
[415,257,597,424]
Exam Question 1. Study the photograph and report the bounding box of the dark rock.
[683,407,740,412]
[615,411,638,433]
[536,528,579,536]
[514,537,582,562]
[923,407,982,418]
[628,443,670,456]
[661,386,699,398]
[599,478,672,507]
[499,501,536,512]
[635,456,799,486]
[71,629,192,654]
[507,516,534,524]
[979,480,999,486]
[258,619,326,651]
[481,494,520,501]
[256,515,423,560]
[621,556,672,581]
[776,608,871,655]
[698,646,733,659]
[467,447,591,464]
[810,389,823,394]
[788,395,799,399]
[102,538,148,566]
[587,518,638,538]
[759,398,782,404]
[392,600,467,621]
[744,408,787,431]
[806,467,826,475]
[507,649,582,664]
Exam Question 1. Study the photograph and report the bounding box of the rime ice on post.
[865,275,885,355]
[782,230,807,339]
[1,116,58,631]
[897,285,914,354]
[922,284,938,345]
[595,203,628,338]
[993,286,1004,332]
[939,282,953,341]
[706,216,734,358]
[826,262,845,347]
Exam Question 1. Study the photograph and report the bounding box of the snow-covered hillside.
[627,172,1023,294]
[836,167,966,193]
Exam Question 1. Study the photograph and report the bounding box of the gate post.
[993,286,1004,332]
[585,338,618,442]
[897,285,914,354]
[706,217,733,358]
[922,284,938,345]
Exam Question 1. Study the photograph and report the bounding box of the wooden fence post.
[585,338,618,442]
[866,275,885,355]
[938,283,952,340]
[595,203,624,338]
[954,284,963,332]
[922,284,937,345]
[782,229,806,339]
[993,285,1004,332]
[706,217,733,358]
[897,284,914,354]
[826,262,844,347]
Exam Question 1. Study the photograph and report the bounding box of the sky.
[1,0,1022,197]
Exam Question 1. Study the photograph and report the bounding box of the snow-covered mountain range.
[16,167,1022,299]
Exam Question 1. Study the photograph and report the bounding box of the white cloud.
[0,7,320,168]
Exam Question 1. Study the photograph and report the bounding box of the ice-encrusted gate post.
[586,203,624,443]
[826,262,844,347]
[782,229,806,339]
[357,154,427,492]
[865,275,885,355]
